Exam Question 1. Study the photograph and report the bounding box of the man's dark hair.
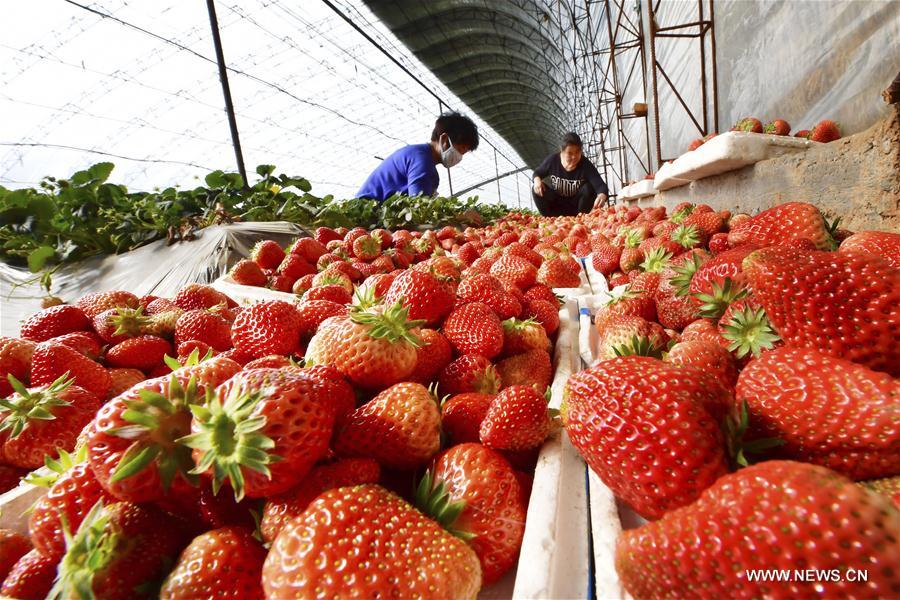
[561,132,583,149]
[432,112,479,150]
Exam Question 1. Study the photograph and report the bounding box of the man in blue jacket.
[356,112,479,202]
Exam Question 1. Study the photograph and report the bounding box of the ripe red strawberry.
[251,240,285,270]
[0,375,99,468]
[159,526,266,600]
[501,317,551,356]
[860,476,900,508]
[48,331,102,360]
[523,284,559,308]
[808,119,841,142]
[262,485,482,597]
[744,245,899,376]
[105,335,171,371]
[302,284,349,305]
[537,257,581,288]
[1,548,56,600]
[616,461,900,598]
[522,298,560,335]
[688,245,757,317]
[0,530,30,581]
[480,385,552,452]
[384,270,454,327]
[229,259,267,286]
[442,393,494,445]
[687,138,704,151]
[352,234,381,260]
[457,242,482,265]
[839,230,900,268]
[295,299,347,340]
[794,129,811,138]
[29,454,115,561]
[74,290,139,319]
[665,340,738,388]
[408,328,452,384]
[595,290,656,331]
[20,305,90,342]
[288,236,327,264]
[0,464,24,494]
[231,300,301,359]
[727,201,835,250]
[421,443,526,585]
[278,254,316,281]
[106,367,145,398]
[763,118,791,135]
[312,268,354,292]
[185,368,334,499]
[590,243,622,276]
[260,458,380,543]
[314,227,342,246]
[596,315,668,360]
[707,232,729,253]
[618,232,644,272]
[50,501,186,600]
[443,302,504,359]
[496,349,552,392]
[608,272,629,287]
[333,382,440,470]
[0,337,36,397]
[732,117,763,133]
[438,354,502,395]
[683,210,724,237]
[736,347,899,479]
[504,242,542,267]
[172,309,232,352]
[173,283,231,311]
[490,254,538,291]
[457,274,515,318]
[564,356,730,519]
[29,342,110,400]
[305,303,422,389]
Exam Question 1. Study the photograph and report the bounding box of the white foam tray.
[211,273,301,305]
[618,179,656,201]
[654,131,821,191]
[0,299,593,600]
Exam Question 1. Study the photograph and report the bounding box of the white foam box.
[618,179,656,201]
[654,131,821,191]
[211,273,301,305]
[0,300,593,600]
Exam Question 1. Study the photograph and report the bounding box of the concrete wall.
[637,105,900,232]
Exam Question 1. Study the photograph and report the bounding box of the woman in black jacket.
[532,132,609,216]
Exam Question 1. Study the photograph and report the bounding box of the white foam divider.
[654,131,820,191]
[618,179,656,201]
[211,273,301,305]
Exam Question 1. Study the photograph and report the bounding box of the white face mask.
[441,136,463,168]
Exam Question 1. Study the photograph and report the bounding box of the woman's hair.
[431,112,480,150]
[561,132,583,150]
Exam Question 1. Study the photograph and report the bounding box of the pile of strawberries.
[0,218,588,597]
[562,201,900,597]
[687,117,842,152]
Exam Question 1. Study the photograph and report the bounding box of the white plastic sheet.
[0,221,306,336]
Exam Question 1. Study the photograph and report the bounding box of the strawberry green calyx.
[502,317,539,332]
[179,387,278,501]
[670,205,694,224]
[612,335,664,359]
[109,306,151,337]
[352,285,380,310]
[414,470,475,542]
[350,301,425,346]
[50,500,113,600]
[694,278,748,320]
[623,229,643,249]
[671,224,701,249]
[163,347,214,371]
[639,248,672,273]
[0,374,73,437]
[671,254,703,296]
[108,376,199,491]
[720,306,781,358]
[316,273,346,287]
[724,400,785,469]
[26,445,86,488]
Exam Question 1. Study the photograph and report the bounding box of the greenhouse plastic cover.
[0,221,304,336]
[645,0,899,170]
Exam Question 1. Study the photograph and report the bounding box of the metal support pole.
[515,172,521,208]
[206,0,248,187]
[494,149,501,205]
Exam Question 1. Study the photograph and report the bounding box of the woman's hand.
[533,177,545,196]
[593,193,608,209]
